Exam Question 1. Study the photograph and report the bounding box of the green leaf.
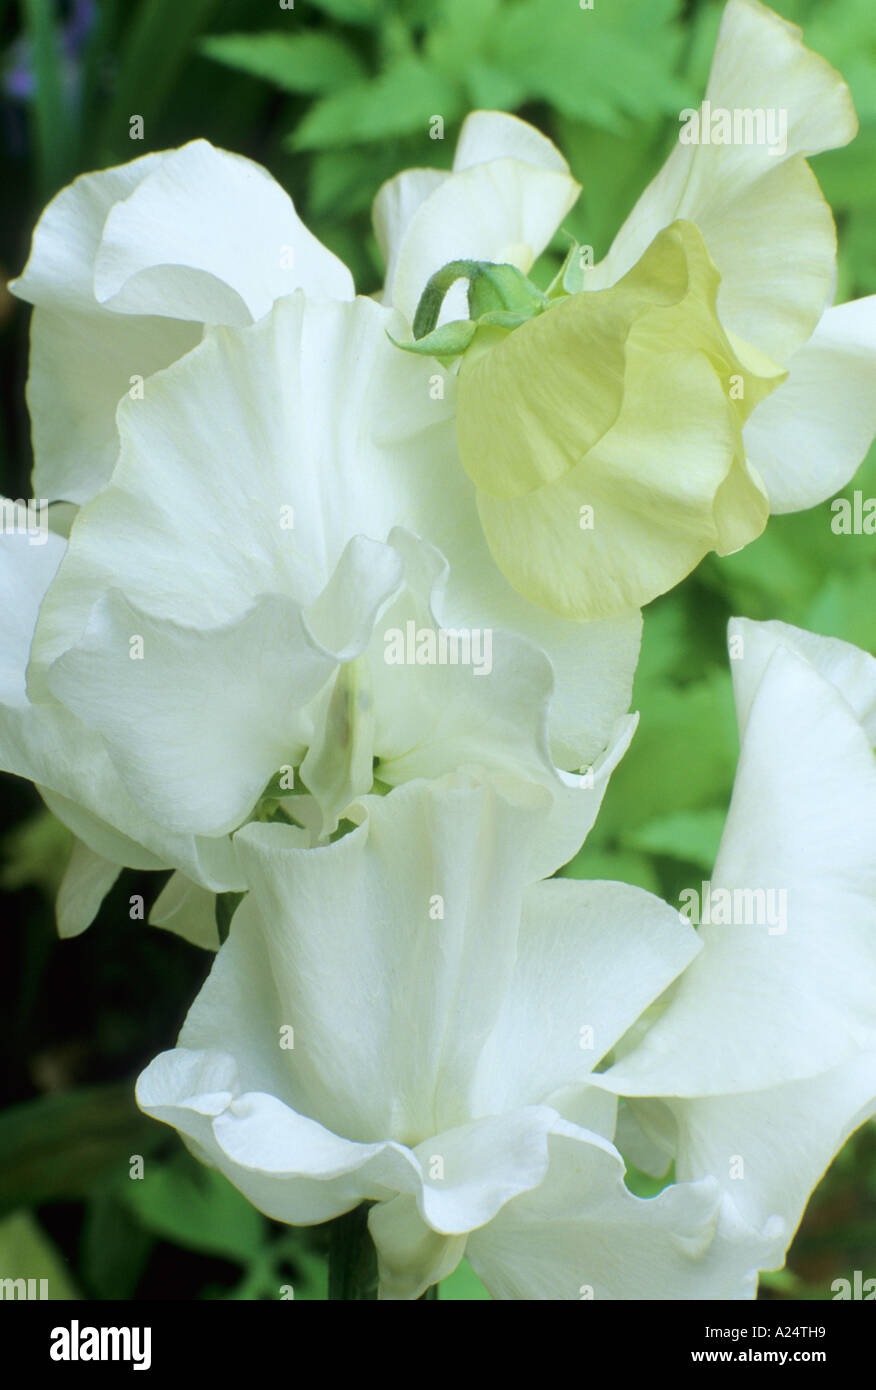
[804,571,876,656]
[462,59,527,111]
[120,1152,266,1263]
[492,0,691,132]
[558,115,673,262]
[80,1189,154,1300]
[199,32,365,94]
[309,145,410,219]
[21,0,75,197]
[0,1084,164,1217]
[593,670,737,845]
[290,57,461,150]
[560,846,661,896]
[439,1257,490,1300]
[624,807,727,872]
[0,808,72,897]
[303,0,378,23]
[425,0,504,77]
[100,0,221,154]
[0,1210,80,1299]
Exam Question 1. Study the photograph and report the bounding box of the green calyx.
[390,257,556,363]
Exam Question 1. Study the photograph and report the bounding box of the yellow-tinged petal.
[585,0,857,366]
[457,224,691,501]
[456,221,785,620]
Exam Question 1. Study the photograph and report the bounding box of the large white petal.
[452,110,573,175]
[602,624,876,1098]
[668,1053,876,1260]
[10,142,352,504]
[0,534,244,890]
[370,1106,575,1300]
[22,307,199,506]
[46,538,402,837]
[471,879,699,1115]
[466,1127,782,1300]
[136,1049,422,1227]
[38,786,243,894]
[743,297,876,512]
[93,140,353,323]
[10,154,162,311]
[728,617,876,743]
[221,778,546,1144]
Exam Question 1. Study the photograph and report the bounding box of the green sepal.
[474,309,537,330]
[388,318,477,358]
[466,261,548,321]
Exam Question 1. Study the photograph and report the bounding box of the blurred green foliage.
[0,0,873,1300]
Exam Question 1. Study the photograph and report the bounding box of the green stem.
[328,1204,378,1300]
[412,260,482,341]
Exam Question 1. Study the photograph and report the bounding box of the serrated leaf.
[492,0,691,133]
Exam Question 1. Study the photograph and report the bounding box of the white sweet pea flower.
[9,141,353,505]
[0,524,246,936]
[9,294,639,925]
[136,774,780,1300]
[598,619,876,1271]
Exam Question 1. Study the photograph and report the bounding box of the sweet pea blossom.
[5,290,639,931]
[598,620,876,1264]
[136,619,876,1297]
[136,773,781,1301]
[585,0,876,519]
[5,108,647,925]
[9,141,353,505]
[8,108,580,509]
[381,0,876,619]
